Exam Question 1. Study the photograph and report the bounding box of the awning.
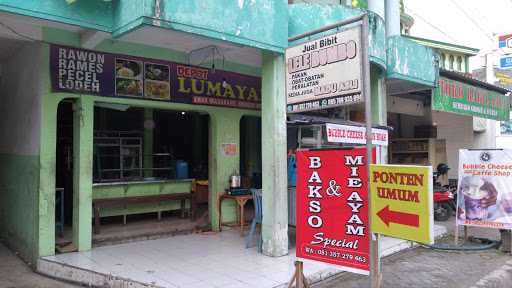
[432,69,511,121]
[286,114,391,130]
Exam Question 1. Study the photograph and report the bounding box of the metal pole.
[361,14,380,288]
[287,12,379,287]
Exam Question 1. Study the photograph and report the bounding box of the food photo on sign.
[295,148,374,275]
[457,149,512,229]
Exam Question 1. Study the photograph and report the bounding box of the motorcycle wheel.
[434,202,452,221]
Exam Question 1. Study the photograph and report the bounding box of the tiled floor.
[42,225,447,288]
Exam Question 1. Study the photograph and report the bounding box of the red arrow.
[377,205,419,228]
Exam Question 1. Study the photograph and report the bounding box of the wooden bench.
[92,193,196,234]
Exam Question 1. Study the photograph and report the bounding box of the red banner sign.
[296,148,370,275]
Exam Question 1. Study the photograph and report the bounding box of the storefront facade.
[0,0,441,266]
[386,33,510,180]
[0,0,290,264]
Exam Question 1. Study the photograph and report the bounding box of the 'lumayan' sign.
[433,76,509,121]
[50,44,261,110]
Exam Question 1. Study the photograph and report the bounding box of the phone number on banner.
[302,246,367,264]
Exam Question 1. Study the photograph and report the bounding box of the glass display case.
[93,131,173,182]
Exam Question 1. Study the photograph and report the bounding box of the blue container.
[175,160,189,179]
[287,155,296,187]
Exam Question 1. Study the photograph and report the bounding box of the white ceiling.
[119,26,262,68]
[0,11,84,60]
[0,37,25,61]
[0,11,82,41]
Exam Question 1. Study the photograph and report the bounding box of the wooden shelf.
[389,137,447,168]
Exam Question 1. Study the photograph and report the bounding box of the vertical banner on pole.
[296,148,372,275]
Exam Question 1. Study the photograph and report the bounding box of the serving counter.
[92,178,194,218]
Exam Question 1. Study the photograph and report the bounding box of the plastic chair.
[245,188,262,252]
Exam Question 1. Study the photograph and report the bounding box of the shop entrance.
[55,100,75,251]
[91,105,210,244]
[240,116,262,188]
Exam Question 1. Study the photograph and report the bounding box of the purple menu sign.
[50,45,115,96]
[50,44,261,110]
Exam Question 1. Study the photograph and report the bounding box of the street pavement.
[314,220,511,288]
[1,218,511,288]
[0,242,77,288]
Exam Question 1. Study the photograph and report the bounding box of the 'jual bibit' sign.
[296,148,370,275]
[285,27,363,113]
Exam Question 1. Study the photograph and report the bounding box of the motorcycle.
[433,164,457,221]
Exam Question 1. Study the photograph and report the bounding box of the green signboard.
[433,77,510,121]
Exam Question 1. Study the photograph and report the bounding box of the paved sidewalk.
[315,226,511,288]
[37,225,447,288]
[0,242,77,288]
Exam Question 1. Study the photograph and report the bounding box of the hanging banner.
[50,44,261,110]
[285,26,363,113]
[325,123,388,146]
[433,76,509,121]
[457,149,512,229]
[370,164,434,244]
[296,148,370,275]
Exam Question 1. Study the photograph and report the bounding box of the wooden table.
[218,192,253,237]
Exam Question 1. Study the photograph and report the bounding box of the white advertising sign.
[286,26,362,113]
[498,34,512,54]
[457,149,512,229]
[325,123,388,146]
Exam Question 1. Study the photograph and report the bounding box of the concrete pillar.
[371,65,387,126]
[38,98,59,259]
[261,51,288,257]
[72,97,94,251]
[371,65,388,164]
[208,111,241,231]
[143,109,153,177]
[385,0,401,37]
[368,0,385,20]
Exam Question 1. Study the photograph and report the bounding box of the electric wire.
[404,5,458,43]
[447,0,510,55]
[447,0,494,43]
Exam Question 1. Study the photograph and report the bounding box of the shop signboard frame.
[287,13,380,288]
[433,76,510,121]
[50,44,261,110]
[456,149,512,230]
[498,34,512,54]
[295,148,372,275]
[499,55,512,70]
[370,164,434,245]
[285,26,363,114]
[325,123,388,146]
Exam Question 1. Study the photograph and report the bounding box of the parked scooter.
[433,163,456,221]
